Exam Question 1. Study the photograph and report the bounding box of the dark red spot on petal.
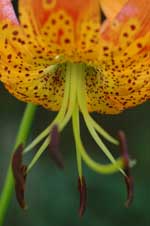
[137,43,142,48]
[123,32,128,37]
[12,30,19,36]
[7,54,12,60]
[2,24,8,30]
[130,24,136,30]
[51,19,56,24]
[64,38,71,44]
[103,46,109,51]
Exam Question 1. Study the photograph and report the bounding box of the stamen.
[12,144,27,209]
[72,103,124,174]
[27,137,49,172]
[78,176,87,217]
[23,62,76,154]
[23,64,70,153]
[25,63,78,171]
[49,125,64,169]
[118,130,134,207]
[77,65,124,173]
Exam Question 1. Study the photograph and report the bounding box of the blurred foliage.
[0,1,150,226]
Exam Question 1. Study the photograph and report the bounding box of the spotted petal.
[19,0,101,60]
[0,0,102,111]
[86,0,150,114]
[101,0,150,43]
[1,0,150,115]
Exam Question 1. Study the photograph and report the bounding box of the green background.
[0,1,150,226]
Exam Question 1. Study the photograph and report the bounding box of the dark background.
[0,1,150,226]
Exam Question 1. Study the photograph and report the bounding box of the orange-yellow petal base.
[0,0,150,114]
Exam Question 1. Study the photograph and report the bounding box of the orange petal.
[101,0,150,44]
[0,0,18,24]
[19,0,100,54]
[3,63,66,112]
[100,0,128,20]
[87,0,150,114]
[86,54,150,114]
[19,0,100,29]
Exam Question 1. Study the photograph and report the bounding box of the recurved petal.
[100,0,128,20]
[101,0,150,44]
[85,66,125,114]
[86,3,150,115]
[86,58,150,112]
[19,0,100,29]
[19,0,100,59]
[91,44,150,114]
[3,64,66,111]
[0,0,18,24]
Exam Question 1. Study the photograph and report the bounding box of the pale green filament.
[72,102,124,174]
[24,63,78,154]
[74,110,83,179]
[27,63,79,171]
[24,63,71,154]
[77,64,124,173]
[27,137,50,172]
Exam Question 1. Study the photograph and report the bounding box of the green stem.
[0,103,37,226]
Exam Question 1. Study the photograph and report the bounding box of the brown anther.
[12,144,27,209]
[78,176,87,217]
[118,130,134,207]
[49,125,64,169]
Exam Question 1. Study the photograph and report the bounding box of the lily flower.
[0,0,149,215]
